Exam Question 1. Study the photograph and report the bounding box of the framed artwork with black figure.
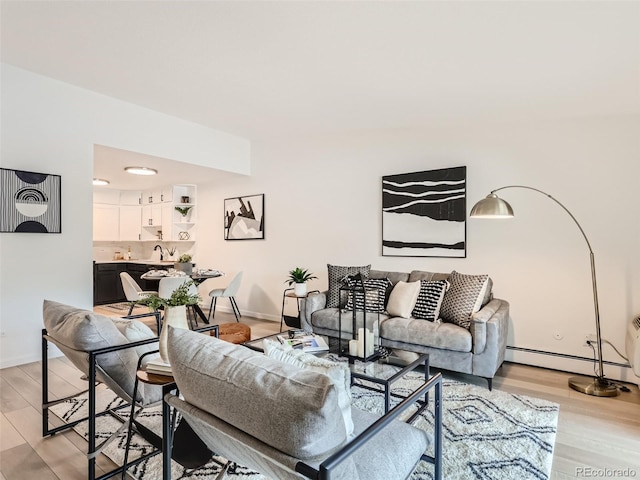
[224,194,265,240]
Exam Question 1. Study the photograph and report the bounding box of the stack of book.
[145,358,173,376]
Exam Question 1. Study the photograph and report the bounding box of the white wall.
[196,115,640,382]
[0,64,251,368]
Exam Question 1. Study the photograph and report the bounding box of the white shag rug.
[50,373,558,480]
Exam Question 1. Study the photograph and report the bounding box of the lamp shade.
[470,193,514,218]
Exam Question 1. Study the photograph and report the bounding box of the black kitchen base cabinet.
[94,262,127,305]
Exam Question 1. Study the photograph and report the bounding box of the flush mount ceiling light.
[92,178,110,186]
[124,166,158,176]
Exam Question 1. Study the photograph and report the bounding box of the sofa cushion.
[344,277,391,313]
[407,270,450,283]
[311,308,388,335]
[263,339,353,436]
[42,300,146,404]
[380,316,472,353]
[327,264,371,308]
[167,327,347,460]
[369,269,410,287]
[412,280,449,322]
[386,281,421,318]
[439,271,490,329]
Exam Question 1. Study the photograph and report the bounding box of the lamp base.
[568,376,619,397]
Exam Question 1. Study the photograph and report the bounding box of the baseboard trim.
[506,346,638,385]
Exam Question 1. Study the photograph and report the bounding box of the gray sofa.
[305,269,510,389]
[165,327,443,480]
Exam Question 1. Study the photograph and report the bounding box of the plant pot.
[159,305,189,362]
[174,262,193,275]
[294,282,307,296]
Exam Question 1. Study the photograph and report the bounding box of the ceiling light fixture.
[125,166,158,176]
[92,178,110,186]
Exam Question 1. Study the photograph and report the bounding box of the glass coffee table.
[244,331,430,414]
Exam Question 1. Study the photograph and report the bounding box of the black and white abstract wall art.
[224,194,265,240]
[382,166,466,257]
[0,168,61,234]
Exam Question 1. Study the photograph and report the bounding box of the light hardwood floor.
[1,307,639,480]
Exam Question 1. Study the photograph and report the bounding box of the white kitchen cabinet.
[142,189,163,205]
[120,190,141,205]
[93,204,120,241]
[119,205,142,241]
[141,204,163,240]
[93,188,120,205]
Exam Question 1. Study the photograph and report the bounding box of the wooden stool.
[212,322,251,344]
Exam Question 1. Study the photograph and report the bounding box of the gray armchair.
[42,300,164,480]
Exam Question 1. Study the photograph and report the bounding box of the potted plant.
[140,280,201,362]
[286,267,318,296]
[174,253,193,275]
[175,205,193,221]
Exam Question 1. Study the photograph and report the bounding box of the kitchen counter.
[94,259,176,266]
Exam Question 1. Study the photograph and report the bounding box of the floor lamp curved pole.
[470,185,618,397]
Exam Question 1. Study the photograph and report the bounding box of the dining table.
[140,268,225,324]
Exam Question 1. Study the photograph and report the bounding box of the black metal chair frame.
[295,372,444,480]
[41,310,218,480]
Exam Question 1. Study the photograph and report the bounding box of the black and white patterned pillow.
[344,278,391,313]
[326,264,371,308]
[440,271,489,329]
[412,280,449,322]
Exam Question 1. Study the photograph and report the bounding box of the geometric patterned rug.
[49,372,558,480]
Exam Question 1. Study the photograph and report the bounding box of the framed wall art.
[224,194,265,240]
[382,166,466,257]
[0,168,61,233]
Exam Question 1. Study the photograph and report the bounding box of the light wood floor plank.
[0,413,25,452]
[0,378,29,414]
[0,443,59,480]
[1,366,54,411]
[6,404,113,480]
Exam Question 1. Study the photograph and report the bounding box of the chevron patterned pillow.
[412,280,449,322]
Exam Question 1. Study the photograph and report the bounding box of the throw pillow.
[386,281,421,318]
[112,318,159,359]
[412,280,449,322]
[439,271,490,329]
[344,277,391,313]
[326,264,371,308]
[263,339,354,436]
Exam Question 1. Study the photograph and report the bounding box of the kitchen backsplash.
[93,241,194,262]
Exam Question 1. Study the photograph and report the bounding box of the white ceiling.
[2,1,639,188]
[93,144,243,191]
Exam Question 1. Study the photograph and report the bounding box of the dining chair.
[208,271,243,322]
[120,272,157,316]
[158,276,200,329]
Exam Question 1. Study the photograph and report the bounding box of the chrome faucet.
[153,244,164,261]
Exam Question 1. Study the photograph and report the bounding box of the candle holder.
[338,276,383,364]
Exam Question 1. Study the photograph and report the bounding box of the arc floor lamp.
[470,185,618,397]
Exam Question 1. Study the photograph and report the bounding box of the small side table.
[131,370,177,480]
[280,288,320,332]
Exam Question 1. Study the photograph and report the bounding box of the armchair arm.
[296,372,443,480]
